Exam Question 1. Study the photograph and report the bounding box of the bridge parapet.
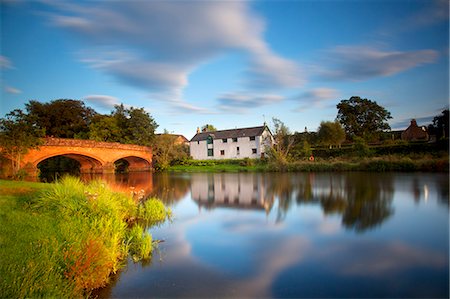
[44,137,152,152]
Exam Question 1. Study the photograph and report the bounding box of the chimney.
[196,127,200,134]
[411,119,417,127]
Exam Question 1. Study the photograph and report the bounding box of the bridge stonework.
[18,138,153,176]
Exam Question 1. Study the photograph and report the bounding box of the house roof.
[190,125,269,142]
[156,134,189,144]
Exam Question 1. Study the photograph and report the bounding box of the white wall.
[189,128,273,160]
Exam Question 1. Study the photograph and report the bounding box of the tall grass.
[0,177,171,298]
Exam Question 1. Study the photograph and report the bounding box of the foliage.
[153,133,189,170]
[201,124,217,132]
[88,104,158,146]
[267,118,294,167]
[25,99,96,139]
[336,96,392,141]
[88,114,122,142]
[0,177,171,297]
[0,109,45,177]
[317,121,346,148]
[353,136,373,157]
[429,109,449,140]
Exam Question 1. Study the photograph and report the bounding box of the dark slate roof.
[190,125,268,142]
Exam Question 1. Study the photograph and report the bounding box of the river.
[92,172,448,298]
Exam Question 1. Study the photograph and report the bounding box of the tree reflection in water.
[189,172,396,232]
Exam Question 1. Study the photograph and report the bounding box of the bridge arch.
[114,156,152,172]
[35,153,105,174]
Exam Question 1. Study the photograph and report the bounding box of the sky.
[1,0,448,140]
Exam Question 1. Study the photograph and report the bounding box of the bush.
[1,177,171,297]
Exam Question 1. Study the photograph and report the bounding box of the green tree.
[336,96,392,141]
[268,118,294,165]
[25,99,96,139]
[88,115,121,142]
[109,104,158,146]
[153,131,189,170]
[431,109,449,140]
[0,109,45,177]
[317,121,346,148]
[201,124,217,132]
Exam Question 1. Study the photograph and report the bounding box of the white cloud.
[317,46,439,81]
[4,86,22,94]
[0,55,13,69]
[42,1,302,111]
[84,94,120,110]
[218,92,284,113]
[293,87,340,112]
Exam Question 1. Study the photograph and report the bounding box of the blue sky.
[1,0,448,139]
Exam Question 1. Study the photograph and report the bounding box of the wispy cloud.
[41,1,302,112]
[84,94,120,110]
[0,55,14,69]
[4,86,22,94]
[317,46,439,81]
[292,88,340,112]
[217,92,283,113]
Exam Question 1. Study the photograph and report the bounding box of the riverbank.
[0,177,170,298]
[167,156,449,173]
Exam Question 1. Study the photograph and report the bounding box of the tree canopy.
[25,99,96,139]
[0,109,45,176]
[336,96,392,141]
[317,121,346,148]
[201,124,217,132]
[2,100,158,147]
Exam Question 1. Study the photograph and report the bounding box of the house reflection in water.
[190,173,274,213]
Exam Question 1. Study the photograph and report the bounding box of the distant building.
[189,125,274,160]
[401,119,429,141]
[156,134,189,146]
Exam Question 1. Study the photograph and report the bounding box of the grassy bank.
[0,177,170,298]
[167,156,449,173]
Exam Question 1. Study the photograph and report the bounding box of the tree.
[431,109,449,140]
[336,96,392,141]
[0,109,45,177]
[317,121,346,148]
[268,118,294,165]
[153,131,189,170]
[88,115,121,142]
[25,99,96,139]
[201,124,217,132]
[109,104,158,146]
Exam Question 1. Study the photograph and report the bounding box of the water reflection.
[189,172,396,232]
[191,173,274,213]
[80,172,154,199]
[94,172,448,298]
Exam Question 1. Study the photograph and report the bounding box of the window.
[250,136,256,141]
[197,141,199,144]
[222,138,227,143]
[237,146,240,155]
[207,136,213,144]
[232,137,238,142]
[207,148,214,156]
[252,148,257,154]
[220,150,225,156]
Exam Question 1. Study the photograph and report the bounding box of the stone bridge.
[15,138,152,176]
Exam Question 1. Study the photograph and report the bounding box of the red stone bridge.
[14,138,152,176]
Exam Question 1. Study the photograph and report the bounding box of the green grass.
[0,177,171,298]
[166,155,448,173]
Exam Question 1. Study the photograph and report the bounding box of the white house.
[189,125,274,160]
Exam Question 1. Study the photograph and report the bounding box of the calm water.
[95,172,449,298]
